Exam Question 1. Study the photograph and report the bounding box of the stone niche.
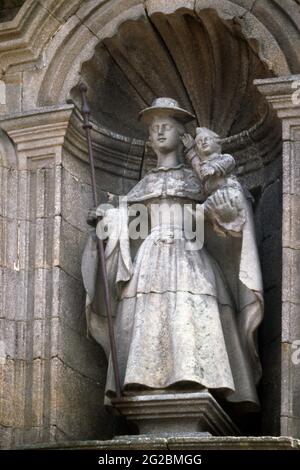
[1,0,300,448]
[68,7,282,437]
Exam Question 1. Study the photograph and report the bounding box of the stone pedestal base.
[112,391,239,436]
[14,436,300,451]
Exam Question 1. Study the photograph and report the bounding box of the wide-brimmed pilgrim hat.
[138,97,195,125]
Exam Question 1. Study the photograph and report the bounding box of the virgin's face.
[149,116,182,154]
[195,132,221,156]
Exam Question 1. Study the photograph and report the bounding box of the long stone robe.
[81,164,263,410]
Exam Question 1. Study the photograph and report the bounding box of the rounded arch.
[37,1,146,107]
[35,0,300,108]
[31,0,287,192]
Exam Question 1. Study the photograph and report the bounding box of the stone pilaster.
[256,75,300,438]
[0,105,112,447]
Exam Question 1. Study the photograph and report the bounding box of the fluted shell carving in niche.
[71,9,281,180]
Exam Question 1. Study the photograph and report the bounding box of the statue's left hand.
[205,189,235,220]
[211,190,239,222]
[205,188,246,236]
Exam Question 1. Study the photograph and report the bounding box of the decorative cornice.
[0,104,74,143]
[255,75,300,116]
[0,104,74,167]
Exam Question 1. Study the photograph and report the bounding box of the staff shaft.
[80,83,122,399]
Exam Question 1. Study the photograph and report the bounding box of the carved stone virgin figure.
[82,98,263,416]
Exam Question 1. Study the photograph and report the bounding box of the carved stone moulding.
[113,392,240,437]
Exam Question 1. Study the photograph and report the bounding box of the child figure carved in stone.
[182,127,246,237]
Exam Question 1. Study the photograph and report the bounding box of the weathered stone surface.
[283,194,300,250]
[195,0,246,19]
[0,319,26,360]
[51,358,114,440]
[252,0,300,73]
[0,72,22,116]
[0,358,26,429]
[0,217,27,271]
[166,435,300,450]
[282,301,300,344]
[282,141,296,195]
[25,268,53,323]
[0,167,19,219]
[0,268,28,321]
[114,392,239,436]
[29,166,58,219]
[281,341,300,421]
[61,166,93,233]
[58,319,107,381]
[62,145,129,195]
[14,435,300,451]
[281,342,294,418]
[11,423,73,447]
[30,358,47,428]
[0,425,13,450]
[77,1,145,43]
[282,248,300,305]
[14,426,50,447]
[49,425,71,442]
[56,267,86,334]
[38,0,81,23]
[59,218,87,280]
[281,416,300,438]
[146,0,195,15]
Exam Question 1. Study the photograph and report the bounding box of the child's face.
[195,133,221,156]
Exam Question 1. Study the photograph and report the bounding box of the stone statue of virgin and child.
[82,98,264,427]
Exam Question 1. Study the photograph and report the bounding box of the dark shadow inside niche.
[69,7,283,437]
[0,0,25,22]
[71,9,275,141]
[255,160,283,436]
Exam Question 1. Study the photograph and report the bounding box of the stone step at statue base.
[14,437,300,451]
[111,391,240,436]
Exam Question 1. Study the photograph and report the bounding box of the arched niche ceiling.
[70,8,281,178]
[72,9,274,138]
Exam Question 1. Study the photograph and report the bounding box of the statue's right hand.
[87,207,101,227]
[87,205,108,226]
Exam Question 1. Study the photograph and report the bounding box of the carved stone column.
[0,105,111,447]
[256,75,300,438]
